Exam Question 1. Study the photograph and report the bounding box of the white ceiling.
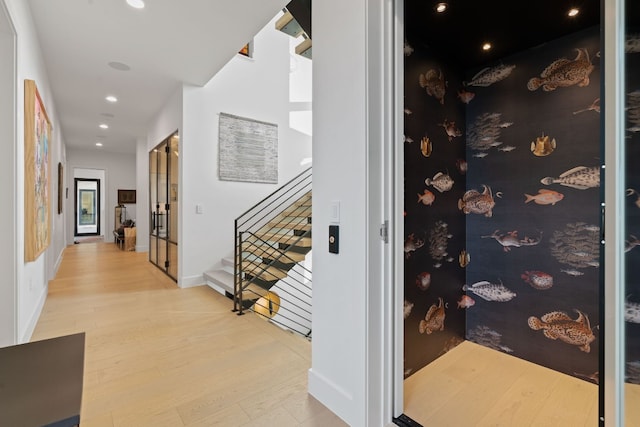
[27,0,289,153]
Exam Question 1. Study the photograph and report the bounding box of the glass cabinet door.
[149,131,179,281]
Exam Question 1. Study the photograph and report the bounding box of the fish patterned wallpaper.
[403,43,467,378]
[404,27,605,382]
[625,28,640,385]
[463,27,601,383]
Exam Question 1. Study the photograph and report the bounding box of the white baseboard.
[135,244,149,253]
[20,286,47,344]
[53,247,65,277]
[308,368,353,425]
[179,274,204,289]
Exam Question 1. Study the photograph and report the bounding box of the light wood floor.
[405,340,640,426]
[32,243,347,427]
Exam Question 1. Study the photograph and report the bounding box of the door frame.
[73,178,101,236]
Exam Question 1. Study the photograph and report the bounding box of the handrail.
[233,167,313,338]
[235,167,312,229]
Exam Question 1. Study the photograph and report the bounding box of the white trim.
[603,0,626,425]
[20,285,47,343]
[391,0,404,417]
[307,368,352,425]
[53,246,64,276]
[135,244,149,253]
[179,274,204,288]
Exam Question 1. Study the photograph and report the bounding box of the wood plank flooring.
[32,243,347,427]
[405,341,606,426]
[33,242,640,426]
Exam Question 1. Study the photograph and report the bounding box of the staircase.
[276,0,312,59]
[205,168,312,337]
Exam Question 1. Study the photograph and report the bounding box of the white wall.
[0,0,16,347]
[0,0,67,344]
[146,16,312,287]
[66,149,136,244]
[135,137,149,252]
[310,0,391,426]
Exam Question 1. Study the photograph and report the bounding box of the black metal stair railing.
[233,167,312,338]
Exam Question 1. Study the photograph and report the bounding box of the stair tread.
[246,233,312,247]
[241,242,307,263]
[242,262,288,280]
[204,269,234,293]
[265,221,311,231]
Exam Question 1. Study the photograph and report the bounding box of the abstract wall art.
[24,79,51,262]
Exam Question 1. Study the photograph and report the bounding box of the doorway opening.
[74,178,100,236]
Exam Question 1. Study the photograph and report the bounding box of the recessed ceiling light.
[435,2,448,13]
[482,42,492,51]
[126,0,145,9]
[568,8,579,17]
[99,124,109,129]
[105,95,118,103]
[95,142,103,147]
[108,61,131,71]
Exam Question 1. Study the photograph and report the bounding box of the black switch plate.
[329,225,339,254]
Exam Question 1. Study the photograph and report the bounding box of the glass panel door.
[149,131,179,281]
[167,133,179,280]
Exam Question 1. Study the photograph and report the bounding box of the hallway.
[32,243,345,427]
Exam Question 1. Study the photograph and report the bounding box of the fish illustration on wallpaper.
[464,64,515,87]
[626,235,640,253]
[482,230,543,252]
[404,40,414,56]
[626,34,640,53]
[498,145,516,152]
[573,98,600,115]
[415,272,431,291]
[455,159,467,175]
[404,300,414,319]
[438,119,463,142]
[528,310,596,353]
[420,136,432,157]
[466,112,512,153]
[457,295,475,308]
[404,233,425,259]
[417,189,435,206]
[530,134,557,156]
[428,221,452,265]
[457,89,475,104]
[425,172,454,193]
[463,280,516,302]
[419,69,447,105]
[625,300,640,324]
[626,189,640,208]
[527,48,594,92]
[524,189,564,205]
[467,325,513,353]
[627,91,640,133]
[458,185,500,217]
[458,249,470,267]
[521,271,554,290]
[418,297,446,334]
[540,166,600,190]
[550,222,599,269]
[574,371,599,384]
